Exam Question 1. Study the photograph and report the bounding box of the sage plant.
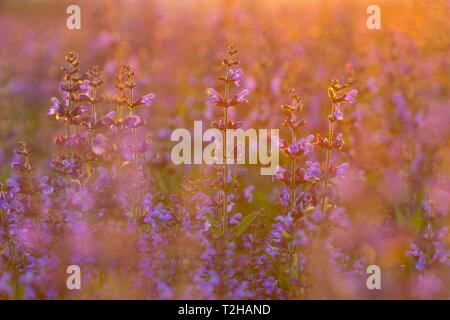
[206,44,249,240]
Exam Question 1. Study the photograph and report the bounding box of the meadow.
[0,0,448,299]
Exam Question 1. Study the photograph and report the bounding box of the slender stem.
[132,119,137,169]
[130,88,141,219]
[66,120,71,158]
[115,97,121,151]
[1,206,20,299]
[85,87,97,187]
[291,128,297,208]
[67,75,73,159]
[131,104,137,171]
[222,64,230,237]
[320,103,335,214]
[89,86,97,147]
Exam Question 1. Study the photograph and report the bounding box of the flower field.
[0,0,449,299]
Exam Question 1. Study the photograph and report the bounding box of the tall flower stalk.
[120,65,139,171]
[318,79,357,214]
[206,44,248,239]
[84,66,104,148]
[221,47,232,237]
[281,89,310,210]
[48,52,89,187]
[269,89,315,298]
[60,52,82,159]
[78,66,105,186]
[115,65,155,219]
[0,186,20,298]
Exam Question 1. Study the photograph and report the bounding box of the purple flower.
[416,253,427,271]
[91,133,109,155]
[156,281,174,299]
[311,207,324,223]
[241,234,254,249]
[206,88,223,104]
[304,161,321,182]
[140,93,156,106]
[135,140,151,153]
[235,89,249,103]
[266,245,276,257]
[144,202,173,228]
[0,273,12,297]
[334,162,349,177]
[71,105,87,117]
[432,241,450,265]
[79,80,91,93]
[286,135,314,157]
[123,115,143,129]
[59,82,70,92]
[279,188,290,207]
[48,97,64,118]
[405,224,449,271]
[229,213,242,225]
[262,276,277,295]
[243,185,254,203]
[343,89,358,103]
[228,68,244,86]
[6,178,20,194]
[273,165,287,181]
[333,133,344,149]
[334,104,344,121]
[406,243,422,257]
[0,193,9,209]
[101,111,116,125]
[255,255,267,268]
[37,176,53,195]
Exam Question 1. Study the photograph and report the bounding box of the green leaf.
[211,227,224,238]
[205,212,215,225]
[231,211,260,241]
[154,171,168,193]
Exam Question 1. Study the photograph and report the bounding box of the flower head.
[48,97,65,119]
[304,161,321,182]
[228,68,244,87]
[140,93,156,107]
[334,162,349,177]
[285,135,314,158]
[343,89,358,104]
[206,88,223,105]
[333,104,344,121]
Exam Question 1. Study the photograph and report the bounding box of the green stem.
[222,64,230,238]
[291,129,297,208]
[1,206,20,299]
[320,103,335,214]
[67,75,73,159]
[66,120,71,158]
[130,88,141,220]
[85,87,97,187]
[88,87,97,148]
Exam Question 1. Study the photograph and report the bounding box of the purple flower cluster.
[405,201,449,271]
[0,41,447,300]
